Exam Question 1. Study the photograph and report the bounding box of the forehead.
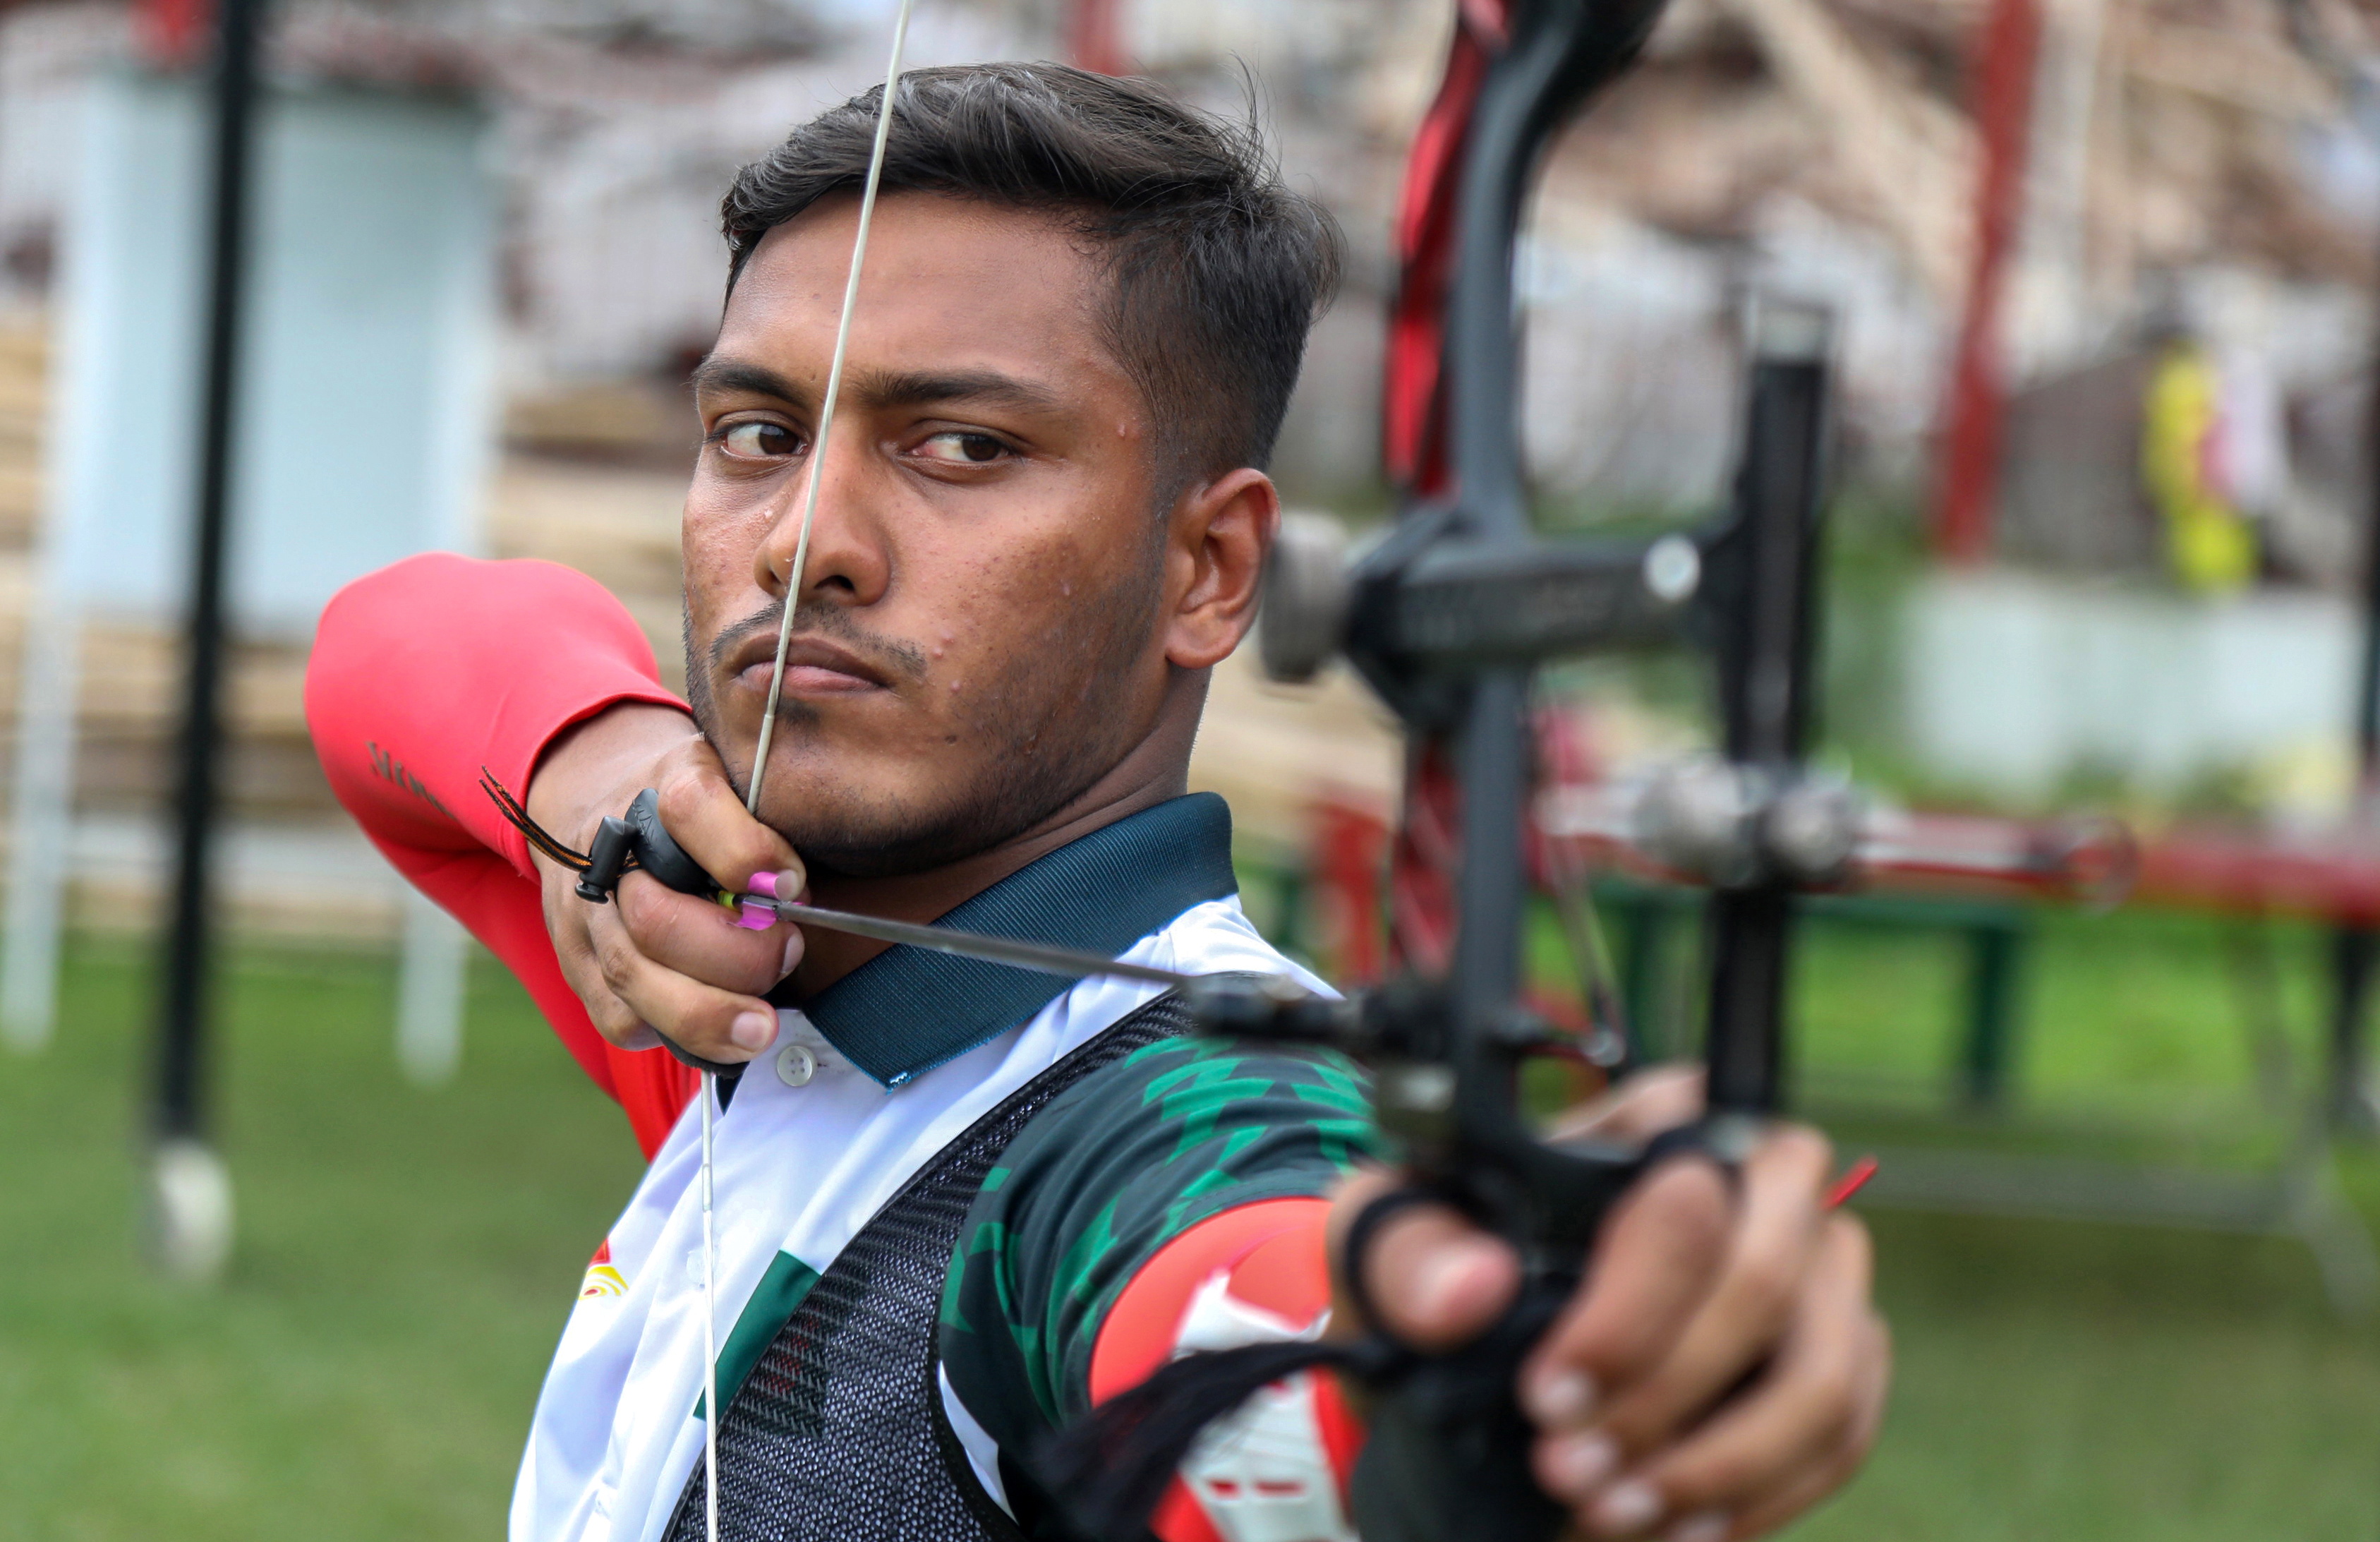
[718,191,1125,390]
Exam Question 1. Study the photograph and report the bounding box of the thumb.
[1329,1170,1521,1353]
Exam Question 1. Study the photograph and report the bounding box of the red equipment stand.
[1295,785,2379,1315]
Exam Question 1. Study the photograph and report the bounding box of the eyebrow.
[848,368,1065,416]
[689,356,804,405]
[689,356,1064,418]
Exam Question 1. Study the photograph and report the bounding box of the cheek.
[681,490,773,613]
[936,542,1111,647]
[923,562,1047,709]
[683,482,757,564]
[943,550,1159,709]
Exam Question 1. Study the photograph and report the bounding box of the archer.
[307,61,1885,1542]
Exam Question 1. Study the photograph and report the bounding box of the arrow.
[752,890,1202,990]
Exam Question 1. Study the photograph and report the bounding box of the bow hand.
[1330,1068,1885,1542]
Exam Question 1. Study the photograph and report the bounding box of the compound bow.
[1126,1,1842,1534]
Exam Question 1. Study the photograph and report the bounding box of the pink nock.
[735,868,780,929]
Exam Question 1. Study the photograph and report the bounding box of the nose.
[751,419,892,612]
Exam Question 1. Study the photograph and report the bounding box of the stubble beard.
[684,547,1168,881]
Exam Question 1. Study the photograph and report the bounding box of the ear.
[1164,468,1279,671]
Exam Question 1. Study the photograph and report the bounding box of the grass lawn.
[0,936,644,1539]
[1793,906,2380,1541]
[1,911,2375,1538]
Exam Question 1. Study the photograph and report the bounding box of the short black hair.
[721,61,1342,489]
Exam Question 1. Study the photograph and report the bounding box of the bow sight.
[1249,289,1837,1119]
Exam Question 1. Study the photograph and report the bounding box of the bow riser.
[1447,0,1669,536]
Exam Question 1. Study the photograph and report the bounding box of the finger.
[1520,1157,1729,1479]
[1646,1433,1869,1542]
[1704,1439,1869,1542]
[584,886,778,1062]
[1329,1169,1521,1352]
[1591,1219,1883,1539]
[1581,1126,1834,1460]
[655,745,804,895]
[1546,1064,1706,1145]
[1645,1316,1887,1542]
[542,868,663,1050]
[557,938,665,1051]
[616,867,802,995]
[1722,1313,1889,1541]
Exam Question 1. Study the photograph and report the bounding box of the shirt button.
[775,1042,818,1088]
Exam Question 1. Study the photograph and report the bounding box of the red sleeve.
[304,552,701,1157]
[1089,1198,1365,1542]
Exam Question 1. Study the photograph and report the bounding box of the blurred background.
[1,0,2377,1536]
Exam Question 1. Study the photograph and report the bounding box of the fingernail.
[1667,1512,1729,1542]
[773,868,804,898]
[1526,1369,1598,1428]
[1590,1480,1663,1536]
[730,1011,775,1051]
[1542,1430,1618,1500]
[779,929,803,978]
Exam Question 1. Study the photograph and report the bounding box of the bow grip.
[1344,1124,1729,1542]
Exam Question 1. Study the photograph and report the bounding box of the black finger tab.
[576,816,636,903]
[627,788,724,898]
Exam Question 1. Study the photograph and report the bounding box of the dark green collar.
[776,793,1238,1087]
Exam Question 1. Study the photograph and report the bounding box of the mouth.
[727,632,893,699]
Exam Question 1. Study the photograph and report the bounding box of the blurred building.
[0,0,2362,894]
[0,0,2359,514]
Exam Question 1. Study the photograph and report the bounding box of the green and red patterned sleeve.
[939,1035,1382,1539]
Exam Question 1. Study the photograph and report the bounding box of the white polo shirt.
[509,875,1325,1542]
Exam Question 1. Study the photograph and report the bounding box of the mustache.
[707,601,931,685]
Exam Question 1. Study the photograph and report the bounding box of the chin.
[778,814,998,881]
[692,640,1145,880]
[770,749,1116,881]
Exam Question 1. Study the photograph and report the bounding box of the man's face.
[682,192,1173,878]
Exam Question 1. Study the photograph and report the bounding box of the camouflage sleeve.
[937,1034,1381,1452]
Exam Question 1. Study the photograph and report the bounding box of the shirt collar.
[777,793,1238,1088]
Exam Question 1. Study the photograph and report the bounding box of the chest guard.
[661,988,1200,1541]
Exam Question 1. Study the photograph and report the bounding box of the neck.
[790,668,1208,994]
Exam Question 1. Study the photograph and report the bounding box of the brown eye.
[917,430,1008,465]
[720,421,798,459]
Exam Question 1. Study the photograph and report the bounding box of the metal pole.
[1932,0,2042,565]
[149,0,262,1279]
[2324,275,2380,1131]
[2280,0,2380,1135]
[1065,0,1126,75]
